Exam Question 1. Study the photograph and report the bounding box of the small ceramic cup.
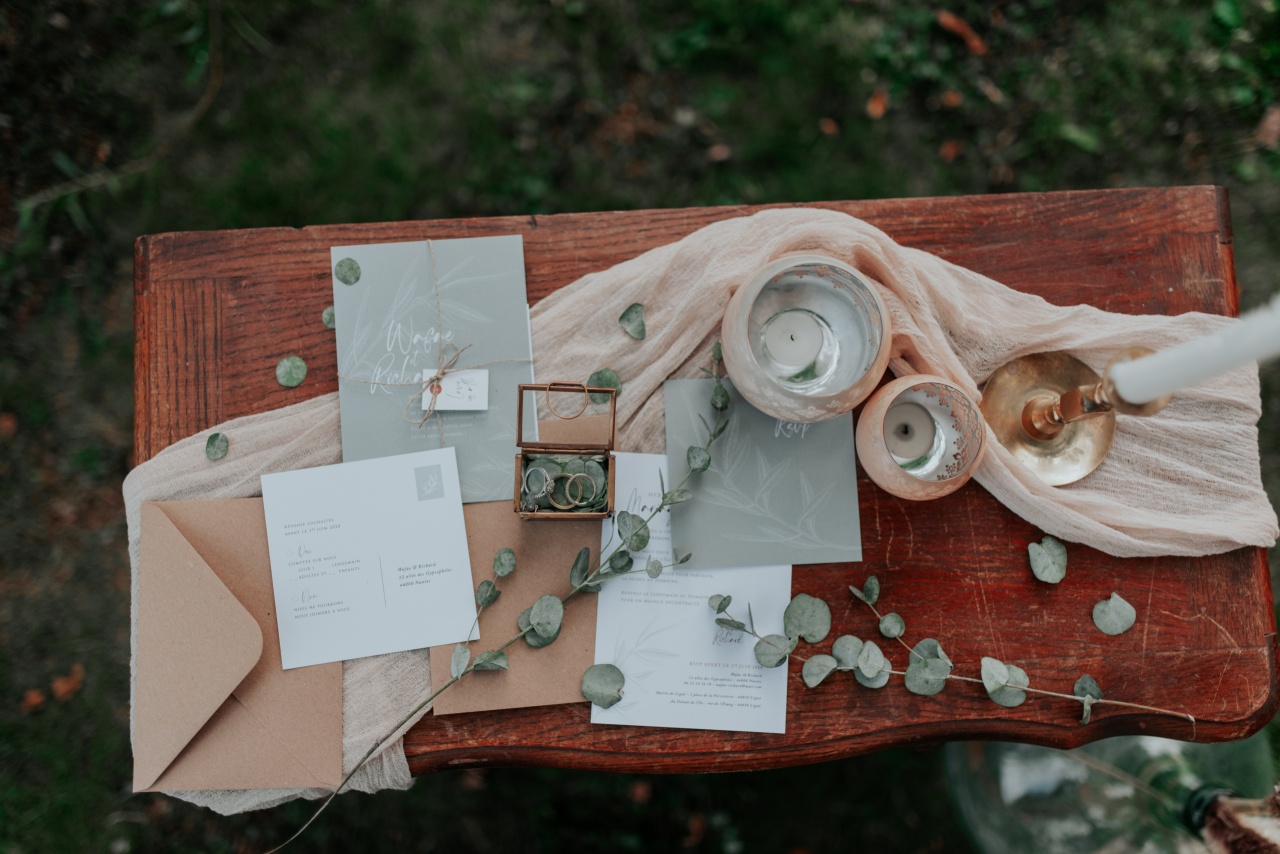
[720,254,891,423]
[856,374,986,500]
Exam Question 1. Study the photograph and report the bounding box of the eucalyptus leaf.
[205,432,229,461]
[854,661,891,689]
[708,594,732,614]
[856,641,886,680]
[904,657,951,696]
[863,576,880,605]
[321,305,336,329]
[832,635,864,670]
[715,617,747,632]
[879,613,906,639]
[802,654,839,688]
[334,257,361,285]
[609,550,634,574]
[472,650,509,671]
[530,594,565,639]
[687,446,711,473]
[493,547,517,577]
[754,634,794,668]
[581,663,626,708]
[518,607,560,648]
[617,511,639,541]
[677,553,692,565]
[783,593,831,644]
[626,521,651,552]
[275,355,308,388]
[1028,535,1068,583]
[646,558,663,579]
[450,642,470,678]
[475,579,500,608]
[1093,592,1137,636]
[618,303,646,340]
[569,546,599,593]
[587,369,621,404]
[710,382,729,412]
[1080,695,1097,724]
[911,638,953,667]
[1073,674,1104,702]
[981,656,1029,708]
[663,488,693,505]
[711,341,722,363]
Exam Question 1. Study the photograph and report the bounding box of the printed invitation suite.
[663,379,863,570]
[331,235,536,503]
[261,448,477,669]
[591,453,790,734]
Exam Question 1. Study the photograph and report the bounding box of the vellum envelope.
[132,500,342,792]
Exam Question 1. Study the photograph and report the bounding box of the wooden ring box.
[514,382,617,520]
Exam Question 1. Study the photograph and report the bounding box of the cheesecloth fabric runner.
[123,207,1278,815]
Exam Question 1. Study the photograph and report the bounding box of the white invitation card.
[261,448,477,669]
[591,453,790,733]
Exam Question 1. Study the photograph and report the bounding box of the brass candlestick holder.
[980,347,1171,486]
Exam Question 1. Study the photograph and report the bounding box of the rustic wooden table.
[134,186,1276,776]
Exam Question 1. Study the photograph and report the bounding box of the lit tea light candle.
[762,310,824,374]
[884,401,936,461]
[1110,291,1280,404]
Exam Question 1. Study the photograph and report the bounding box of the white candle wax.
[884,401,936,460]
[1110,292,1280,404]
[762,310,824,373]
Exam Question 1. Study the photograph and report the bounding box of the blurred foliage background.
[2,0,1279,851]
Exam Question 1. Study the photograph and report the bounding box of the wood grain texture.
[132,185,1276,776]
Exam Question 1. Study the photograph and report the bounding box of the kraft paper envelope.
[133,499,343,792]
[429,415,608,714]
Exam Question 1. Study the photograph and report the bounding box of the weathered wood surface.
[134,186,1275,776]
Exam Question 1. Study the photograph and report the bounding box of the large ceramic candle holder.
[721,254,892,423]
[856,374,987,501]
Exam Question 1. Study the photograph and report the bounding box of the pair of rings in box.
[514,382,618,520]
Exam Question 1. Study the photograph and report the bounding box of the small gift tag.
[423,369,489,411]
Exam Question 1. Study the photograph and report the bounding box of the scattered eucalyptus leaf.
[711,341,722,363]
[582,663,626,708]
[981,656,1029,708]
[1028,535,1068,584]
[856,641,886,680]
[472,650,509,671]
[569,546,599,593]
[912,638,953,667]
[529,594,564,640]
[710,382,729,412]
[334,257,361,285]
[855,661,891,689]
[609,550,634,574]
[1092,592,1136,636]
[321,305,336,329]
[708,594,732,614]
[587,369,621,403]
[904,657,951,696]
[1073,674,1104,702]
[879,613,906,639]
[677,553,692,565]
[663,488,694,505]
[626,521,650,552]
[475,580,500,608]
[275,355,308,388]
[687,446,711,473]
[450,642,470,678]
[617,511,639,541]
[205,432,229,461]
[802,654,839,688]
[863,576,880,605]
[754,634,794,668]
[783,593,832,644]
[832,635,864,670]
[493,547,517,577]
[715,617,747,632]
[518,607,560,648]
[618,303,646,340]
[646,558,663,579]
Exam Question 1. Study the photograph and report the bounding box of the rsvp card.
[591,453,790,734]
[664,379,862,569]
[261,448,477,669]
[331,236,536,503]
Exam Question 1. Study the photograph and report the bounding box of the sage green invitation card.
[664,379,862,569]
[331,236,535,503]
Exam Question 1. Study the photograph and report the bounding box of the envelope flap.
[133,503,263,791]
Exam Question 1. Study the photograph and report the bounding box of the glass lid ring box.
[514,382,618,520]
